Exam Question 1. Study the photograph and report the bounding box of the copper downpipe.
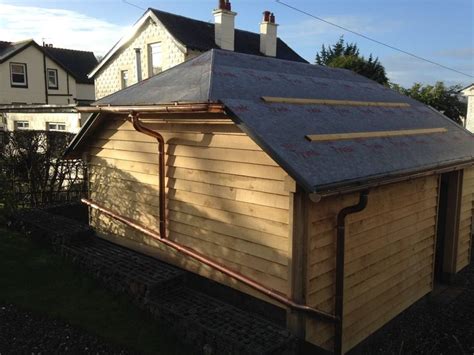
[82,197,337,322]
[334,190,369,355]
[85,110,338,343]
[128,112,167,239]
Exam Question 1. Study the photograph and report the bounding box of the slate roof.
[68,49,474,194]
[0,40,31,61]
[0,39,97,84]
[150,8,307,63]
[42,46,98,84]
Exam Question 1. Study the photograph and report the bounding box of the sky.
[0,0,472,87]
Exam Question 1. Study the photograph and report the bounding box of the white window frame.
[15,121,29,130]
[120,70,129,89]
[47,122,66,131]
[148,42,162,76]
[47,68,58,89]
[10,62,27,87]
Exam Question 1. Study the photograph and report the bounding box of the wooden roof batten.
[261,96,411,108]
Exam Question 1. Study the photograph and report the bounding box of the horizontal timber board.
[168,178,290,209]
[310,187,438,239]
[309,201,437,252]
[168,210,288,251]
[167,220,288,265]
[308,236,434,304]
[90,163,159,186]
[169,231,288,280]
[168,189,289,224]
[343,279,431,351]
[310,177,437,222]
[96,130,263,150]
[168,167,289,196]
[308,243,434,295]
[89,139,279,167]
[167,199,289,237]
[344,259,433,316]
[168,156,287,180]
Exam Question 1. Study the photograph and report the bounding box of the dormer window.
[47,68,58,89]
[10,63,27,87]
[148,42,162,76]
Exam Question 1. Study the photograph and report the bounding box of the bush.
[0,131,87,213]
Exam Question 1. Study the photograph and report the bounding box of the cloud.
[383,54,474,87]
[0,3,129,56]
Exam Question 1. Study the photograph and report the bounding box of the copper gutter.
[76,103,225,114]
[334,190,369,355]
[82,197,337,323]
[128,112,167,239]
[310,160,474,201]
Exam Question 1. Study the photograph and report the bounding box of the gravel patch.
[350,254,474,354]
[0,304,134,354]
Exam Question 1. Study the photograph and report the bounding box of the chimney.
[260,11,278,57]
[213,0,236,51]
[134,48,142,82]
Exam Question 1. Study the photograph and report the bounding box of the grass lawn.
[0,226,190,354]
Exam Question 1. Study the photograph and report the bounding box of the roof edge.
[311,158,474,199]
[88,9,188,79]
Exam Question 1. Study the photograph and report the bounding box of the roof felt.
[150,8,307,63]
[42,46,98,84]
[88,49,474,193]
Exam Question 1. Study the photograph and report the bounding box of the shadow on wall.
[89,135,289,296]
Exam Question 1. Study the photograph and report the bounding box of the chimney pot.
[270,13,275,23]
[213,1,236,51]
[263,11,270,22]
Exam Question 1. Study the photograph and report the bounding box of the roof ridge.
[149,7,213,27]
[150,7,279,38]
[44,46,95,55]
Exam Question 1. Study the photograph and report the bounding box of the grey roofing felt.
[89,49,474,192]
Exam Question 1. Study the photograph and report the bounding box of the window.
[121,70,129,89]
[10,63,27,87]
[15,121,29,130]
[148,43,162,76]
[47,122,66,131]
[47,68,58,89]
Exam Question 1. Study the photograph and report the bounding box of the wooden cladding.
[261,96,410,108]
[87,117,292,299]
[306,128,447,142]
[305,176,438,352]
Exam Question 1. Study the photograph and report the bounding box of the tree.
[315,37,389,85]
[391,82,467,124]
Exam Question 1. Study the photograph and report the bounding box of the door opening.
[434,171,463,284]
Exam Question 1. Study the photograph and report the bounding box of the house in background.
[0,39,98,133]
[89,1,307,99]
[461,83,474,132]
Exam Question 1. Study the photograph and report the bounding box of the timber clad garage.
[65,49,474,354]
